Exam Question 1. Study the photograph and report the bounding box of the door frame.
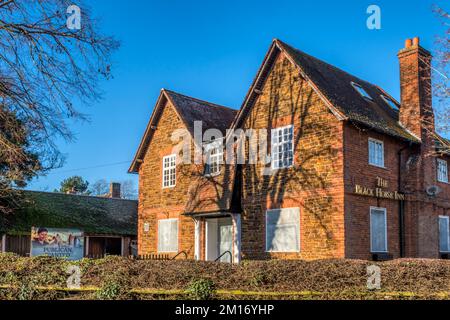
[217,218,233,263]
[197,213,241,263]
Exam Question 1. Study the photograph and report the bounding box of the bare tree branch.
[0,0,119,214]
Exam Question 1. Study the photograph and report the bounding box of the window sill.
[440,253,450,259]
[368,163,388,170]
[204,172,221,178]
[270,164,294,171]
[371,252,392,261]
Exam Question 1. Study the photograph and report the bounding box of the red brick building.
[129,38,450,262]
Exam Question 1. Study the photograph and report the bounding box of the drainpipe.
[398,143,411,258]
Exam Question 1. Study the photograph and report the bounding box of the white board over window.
[439,216,450,253]
[158,219,178,252]
[266,208,300,252]
[370,207,387,253]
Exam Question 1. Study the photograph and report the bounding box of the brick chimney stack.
[110,182,121,198]
[398,37,434,140]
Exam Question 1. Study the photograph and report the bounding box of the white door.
[218,221,233,263]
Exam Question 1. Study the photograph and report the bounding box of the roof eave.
[346,119,421,144]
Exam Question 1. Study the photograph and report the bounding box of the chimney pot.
[110,182,121,198]
[412,37,420,46]
[405,39,412,48]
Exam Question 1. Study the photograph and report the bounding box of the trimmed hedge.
[0,253,449,300]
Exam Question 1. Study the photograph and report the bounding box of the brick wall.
[138,101,196,257]
[343,124,450,259]
[239,52,345,260]
[397,40,450,258]
[343,125,407,259]
[137,43,450,262]
[407,150,450,258]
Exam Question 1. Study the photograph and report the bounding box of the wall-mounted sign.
[354,177,405,201]
[31,227,84,260]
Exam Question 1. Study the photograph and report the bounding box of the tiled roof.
[129,89,237,173]
[1,191,137,236]
[165,90,238,136]
[435,133,450,155]
[276,40,420,143]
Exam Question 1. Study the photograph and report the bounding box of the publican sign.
[354,177,405,201]
[30,227,84,260]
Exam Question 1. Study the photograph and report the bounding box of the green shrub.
[1,254,450,300]
[96,261,132,300]
[17,280,37,300]
[249,271,269,287]
[96,279,124,300]
[187,279,216,300]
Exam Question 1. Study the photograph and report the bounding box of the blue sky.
[27,0,448,191]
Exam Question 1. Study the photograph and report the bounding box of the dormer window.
[381,95,399,111]
[351,82,373,100]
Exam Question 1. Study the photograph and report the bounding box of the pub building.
[130,37,450,262]
[0,183,137,258]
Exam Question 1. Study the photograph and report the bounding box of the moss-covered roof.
[0,191,137,236]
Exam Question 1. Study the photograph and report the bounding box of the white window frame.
[162,154,176,188]
[271,125,294,170]
[380,95,399,111]
[439,216,450,253]
[368,138,385,168]
[437,159,448,184]
[157,218,179,253]
[204,141,223,177]
[370,207,388,253]
[265,208,300,253]
[351,82,373,100]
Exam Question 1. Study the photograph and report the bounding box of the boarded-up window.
[266,208,300,252]
[158,219,178,252]
[439,216,450,253]
[370,207,387,252]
